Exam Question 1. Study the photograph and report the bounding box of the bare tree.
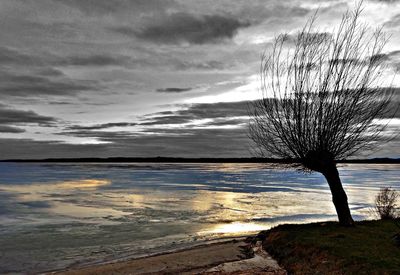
[249,3,395,226]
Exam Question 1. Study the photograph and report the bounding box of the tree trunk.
[322,165,354,226]
[304,150,355,226]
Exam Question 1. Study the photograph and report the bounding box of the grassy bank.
[258,219,400,274]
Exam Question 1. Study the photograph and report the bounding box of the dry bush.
[375,187,399,220]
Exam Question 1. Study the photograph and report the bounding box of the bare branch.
[249,3,395,170]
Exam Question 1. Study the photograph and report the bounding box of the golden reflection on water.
[58,179,111,189]
[191,190,214,211]
[0,179,118,220]
[203,163,268,172]
[204,222,268,234]
[191,191,245,214]
[50,202,126,219]
[0,171,385,231]
[0,179,110,203]
[0,179,110,194]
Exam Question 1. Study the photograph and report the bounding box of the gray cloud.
[0,125,25,133]
[0,127,251,159]
[113,12,250,44]
[141,101,250,126]
[174,60,232,71]
[56,100,252,157]
[386,13,400,27]
[0,138,108,159]
[205,117,248,127]
[156,87,193,93]
[38,68,65,77]
[0,46,129,68]
[0,72,97,98]
[371,50,400,61]
[373,50,400,72]
[381,88,400,118]
[51,0,175,15]
[68,122,137,131]
[139,115,193,126]
[60,127,250,158]
[0,0,398,159]
[373,0,400,3]
[0,106,55,125]
[0,105,55,135]
[0,47,43,66]
[60,55,129,67]
[65,101,251,131]
[369,51,400,77]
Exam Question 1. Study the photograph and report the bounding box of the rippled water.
[0,162,399,273]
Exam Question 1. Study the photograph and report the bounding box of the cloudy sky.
[0,0,399,159]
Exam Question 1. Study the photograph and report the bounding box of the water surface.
[0,162,398,273]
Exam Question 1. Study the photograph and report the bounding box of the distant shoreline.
[1,157,400,164]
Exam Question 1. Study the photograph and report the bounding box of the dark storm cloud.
[113,13,250,44]
[156,87,193,93]
[59,127,250,158]
[60,55,130,67]
[0,105,55,125]
[0,46,129,68]
[371,50,400,72]
[175,60,229,71]
[0,47,117,96]
[64,101,251,132]
[0,127,251,159]
[370,50,400,61]
[0,125,25,133]
[140,116,247,127]
[48,101,74,105]
[58,101,252,150]
[380,88,400,119]
[51,0,175,15]
[0,47,42,66]
[140,91,400,129]
[38,68,65,77]
[108,128,251,157]
[141,101,250,126]
[0,138,108,159]
[0,104,54,134]
[0,30,230,73]
[0,72,97,97]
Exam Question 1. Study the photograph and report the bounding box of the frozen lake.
[0,162,399,273]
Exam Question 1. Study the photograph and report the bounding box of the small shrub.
[375,187,399,220]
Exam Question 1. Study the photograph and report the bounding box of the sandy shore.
[51,238,286,275]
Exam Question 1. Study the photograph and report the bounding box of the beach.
[52,237,286,275]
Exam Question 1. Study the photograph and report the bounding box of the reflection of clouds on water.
[0,163,399,273]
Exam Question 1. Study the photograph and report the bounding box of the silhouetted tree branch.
[249,3,395,226]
